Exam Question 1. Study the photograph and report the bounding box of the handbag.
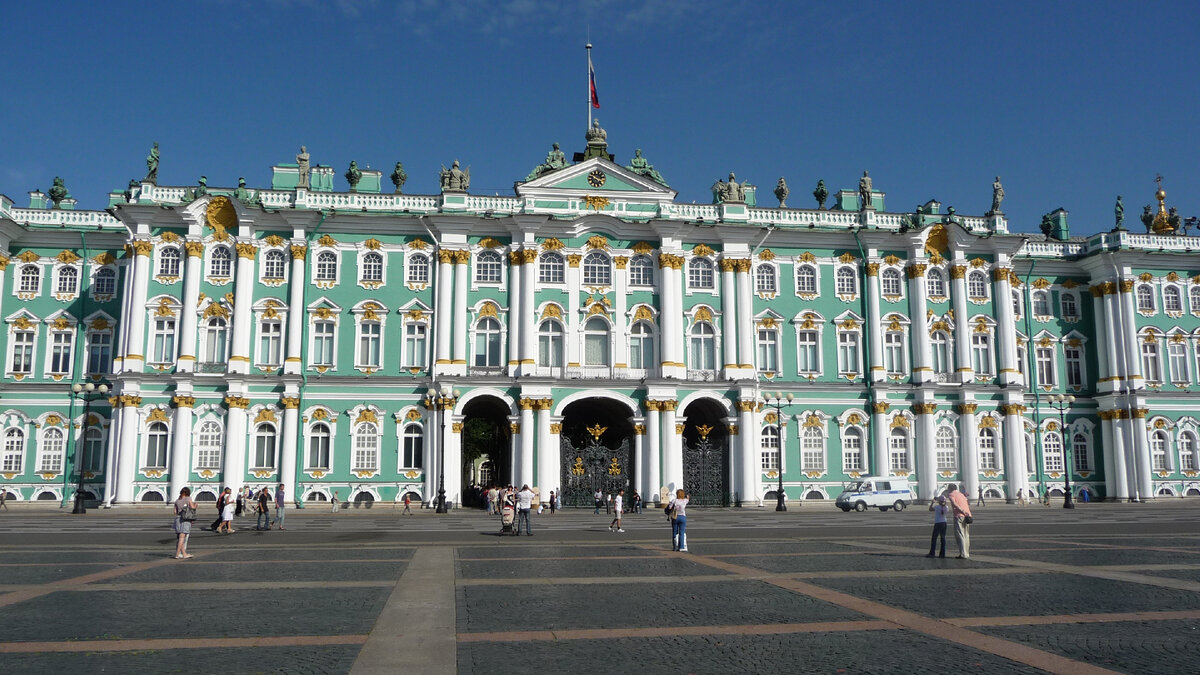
[963,515,974,525]
[665,504,676,521]
[180,505,197,522]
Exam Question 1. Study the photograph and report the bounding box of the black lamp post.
[1048,393,1076,509]
[425,384,459,513]
[763,391,794,512]
[69,382,109,514]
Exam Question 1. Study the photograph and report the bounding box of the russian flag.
[589,55,600,109]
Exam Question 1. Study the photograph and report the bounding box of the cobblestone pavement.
[3,501,1200,673]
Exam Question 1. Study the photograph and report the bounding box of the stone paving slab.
[0,550,168,564]
[867,537,1117,552]
[454,544,661,559]
[457,579,866,633]
[0,563,125,584]
[190,546,415,562]
[808,572,1200,618]
[978,618,1200,675]
[457,628,1045,675]
[90,561,408,584]
[995,548,1200,566]
[1137,568,1200,583]
[1,644,361,674]
[0,588,387,642]
[456,556,725,580]
[684,540,858,555]
[713,552,1004,574]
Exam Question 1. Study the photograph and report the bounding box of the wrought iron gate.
[560,425,632,508]
[683,428,729,506]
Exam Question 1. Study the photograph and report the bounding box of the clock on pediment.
[587,169,607,188]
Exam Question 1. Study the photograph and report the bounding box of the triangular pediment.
[516,157,676,203]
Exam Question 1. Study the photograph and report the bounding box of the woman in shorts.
[173,487,197,559]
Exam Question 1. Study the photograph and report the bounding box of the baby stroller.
[500,503,516,535]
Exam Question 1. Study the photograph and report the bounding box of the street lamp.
[424,384,460,514]
[1048,393,1076,509]
[69,382,109,514]
[763,391,794,512]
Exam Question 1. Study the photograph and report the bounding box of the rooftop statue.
[1168,207,1182,234]
[440,160,470,192]
[145,142,159,184]
[124,179,139,203]
[625,148,666,185]
[390,161,408,194]
[296,146,311,189]
[180,175,207,205]
[234,177,260,207]
[813,179,828,210]
[989,176,1004,214]
[712,172,746,204]
[345,161,362,192]
[526,143,569,181]
[1040,214,1054,238]
[1114,195,1125,231]
[858,171,873,211]
[196,175,208,198]
[774,177,789,207]
[585,119,607,145]
[1140,205,1154,233]
[48,177,69,209]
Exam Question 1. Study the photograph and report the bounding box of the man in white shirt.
[609,489,625,533]
[594,489,603,515]
[516,484,535,536]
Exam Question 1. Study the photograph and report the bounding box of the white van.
[835,476,913,512]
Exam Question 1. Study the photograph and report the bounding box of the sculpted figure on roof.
[440,160,470,192]
[525,143,568,181]
[625,149,666,186]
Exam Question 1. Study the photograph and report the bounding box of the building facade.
[1,129,1197,507]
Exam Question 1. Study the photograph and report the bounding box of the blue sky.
[3,0,1197,236]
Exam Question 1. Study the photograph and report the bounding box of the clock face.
[587,169,607,188]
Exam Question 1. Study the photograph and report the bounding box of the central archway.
[461,395,512,505]
[559,396,636,508]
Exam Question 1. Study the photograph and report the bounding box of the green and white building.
[1,128,1197,507]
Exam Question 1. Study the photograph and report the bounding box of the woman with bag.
[667,488,689,552]
[173,487,197,559]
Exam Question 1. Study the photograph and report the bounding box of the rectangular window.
[49,331,73,374]
[889,433,909,471]
[757,329,778,373]
[884,331,905,375]
[801,430,825,471]
[971,334,992,376]
[404,323,427,368]
[11,331,34,374]
[1035,346,1055,387]
[1073,435,1091,472]
[842,431,862,471]
[258,321,282,366]
[797,331,819,374]
[761,430,780,472]
[353,435,378,471]
[979,431,997,470]
[87,331,112,375]
[312,320,335,366]
[1142,341,1162,383]
[359,323,381,368]
[837,331,860,375]
[1064,346,1084,388]
[151,319,176,365]
[1168,342,1189,383]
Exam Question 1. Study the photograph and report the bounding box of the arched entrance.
[461,396,512,505]
[681,399,730,506]
[559,397,635,508]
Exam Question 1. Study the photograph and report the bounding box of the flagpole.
[586,42,593,128]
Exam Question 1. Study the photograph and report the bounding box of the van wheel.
[892,500,906,512]
[854,501,867,512]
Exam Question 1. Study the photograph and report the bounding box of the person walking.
[976,485,985,507]
[946,483,973,559]
[609,489,625,533]
[633,491,643,515]
[402,493,413,515]
[272,483,287,530]
[172,487,196,559]
[516,484,535,536]
[668,489,689,552]
[331,490,340,513]
[594,489,603,515]
[234,486,245,517]
[218,492,236,534]
[0,488,8,510]
[926,495,948,558]
[210,487,231,532]
[255,486,271,531]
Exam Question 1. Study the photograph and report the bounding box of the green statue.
[813,179,828,210]
[526,143,569,181]
[345,161,362,192]
[1140,205,1154,233]
[390,162,408,194]
[145,142,159,184]
[195,176,208,198]
[1114,195,1125,231]
[234,177,253,205]
[47,177,70,209]
[124,179,139,203]
[624,148,666,185]
[774,177,789,208]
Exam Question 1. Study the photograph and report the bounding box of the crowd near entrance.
[461,396,512,508]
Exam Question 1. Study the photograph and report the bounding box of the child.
[927,495,948,558]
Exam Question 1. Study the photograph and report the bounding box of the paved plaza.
[3,502,1200,673]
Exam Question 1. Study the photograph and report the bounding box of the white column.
[958,403,979,499]
[222,396,248,491]
[1132,407,1153,500]
[633,418,645,499]
[1002,404,1026,502]
[1100,412,1117,500]
[123,242,152,372]
[915,404,937,500]
[662,400,682,494]
[520,251,537,375]
[451,252,469,373]
[228,243,257,375]
[657,256,680,374]
[737,400,756,504]
[284,245,306,375]
[646,403,661,503]
[613,256,629,373]
[1089,286,1110,384]
[423,405,438,505]
[993,266,1019,386]
[176,242,204,373]
[536,401,556,503]
[1102,289,1124,390]
[167,396,194,499]
[507,253,522,375]
[865,263,885,383]
[434,250,454,373]
[950,263,972,381]
[102,403,121,504]
[114,396,140,503]
[566,255,581,368]
[1118,280,1144,383]
[519,400,535,488]
[1110,409,1130,500]
[907,262,932,384]
[735,260,755,371]
[280,395,299,500]
[444,412,462,507]
[872,402,889,477]
[720,260,738,375]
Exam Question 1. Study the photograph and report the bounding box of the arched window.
[93,267,116,296]
[19,265,40,293]
[307,422,331,469]
[1060,292,1078,318]
[201,317,227,365]
[1137,284,1155,312]
[796,265,817,294]
[82,426,105,474]
[926,268,946,297]
[406,253,430,283]
[264,250,287,279]
[888,428,909,471]
[1,428,24,473]
[967,271,988,299]
[1180,432,1198,472]
[210,245,232,278]
[537,319,563,368]
[474,317,502,367]
[755,265,776,293]
[835,267,857,296]
[582,251,611,286]
[1164,286,1183,313]
[583,317,610,367]
[316,251,338,281]
[352,422,379,471]
[630,320,655,370]
[196,421,222,470]
[1032,290,1050,317]
[688,321,716,371]
[1044,431,1063,472]
[688,258,715,289]
[935,427,957,470]
[629,255,654,286]
[881,268,902,296]
[1151,430,1169,470]
[159,247,181,276]
[359,252,383,283]
[57,267,78,295]
[39,427,64,473]
[931,331,952,374]
[842,427,863,471]
[539,253,564,284]
[1072,432,1091,472]
[402,424,423,468]
[802,426,825,471]
[475,250,502,284]
[761,426,780,471]
[253,423,277,469]
[146,422,169,468]
[1190,286,1200,313]
[978,427,997,470]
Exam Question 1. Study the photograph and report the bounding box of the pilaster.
[167,393,195,499]
[451,250,469,375]
[719,259,739,377]
[906,261,932,384]
[734,259,755,373]
[950,261,972,381]
[434,249,454,374]
[956,402,979,499]
[176,242,204,373]
[865,262,885,383]
[228,243,257,375]
[280,394,300,500]
[222,393,250,490]
[284,245,306,375]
